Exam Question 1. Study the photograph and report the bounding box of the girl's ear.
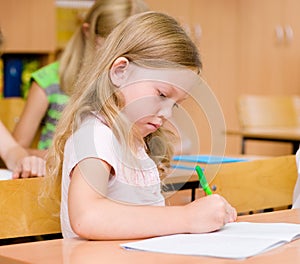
[82,23,90,38]
[110,57,130,87]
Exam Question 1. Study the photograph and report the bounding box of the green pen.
[195,165,213,195]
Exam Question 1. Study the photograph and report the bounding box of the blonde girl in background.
[46,11,237,240]
[13,0,148,158]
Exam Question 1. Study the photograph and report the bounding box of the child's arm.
[0,122,16,156]
[0,122,45,178]
[68,158,237,240]
[13,82,48,156]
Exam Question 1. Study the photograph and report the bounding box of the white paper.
[0,169,13,180]
[121,222,300,259]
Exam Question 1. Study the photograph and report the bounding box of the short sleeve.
[31,62,59,88]
[64,117,117,178]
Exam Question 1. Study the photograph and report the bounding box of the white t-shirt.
[292,148,300,208]
[61,114,165,238]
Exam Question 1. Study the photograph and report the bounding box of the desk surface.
[227,127,300,141]
[1,209,300,264]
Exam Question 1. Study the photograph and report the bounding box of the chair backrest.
[206,155,297,214]
[237,95,300,128]
[0,176,61,239]
[0,97,26,132]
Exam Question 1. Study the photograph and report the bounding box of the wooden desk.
[0,155,296,240]
[227,127,300,154]
[0,209,300,264]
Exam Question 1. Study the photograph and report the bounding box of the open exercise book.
[171,155,247,170]
[172,155,247,164]
[121,222,300,259]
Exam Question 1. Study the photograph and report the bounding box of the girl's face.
[120,81,188,137]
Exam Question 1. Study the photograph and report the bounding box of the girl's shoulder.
[31,61,60,88]
[66,114,115,158]
[76,113,112,137]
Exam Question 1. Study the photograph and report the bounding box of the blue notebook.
[172,155,247,164]
[170,165,197,171]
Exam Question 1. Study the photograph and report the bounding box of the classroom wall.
[145,0,300,156]
[2,0,300,156]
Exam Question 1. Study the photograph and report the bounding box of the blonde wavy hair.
[45,11,202,201]
[59,0,148,95]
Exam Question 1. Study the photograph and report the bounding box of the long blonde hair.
[46,11,202,199]
[59,0,148,95]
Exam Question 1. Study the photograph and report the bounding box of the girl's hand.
[12,155,46,179]
[184,194,237,233]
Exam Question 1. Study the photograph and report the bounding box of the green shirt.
[31,62,69,149]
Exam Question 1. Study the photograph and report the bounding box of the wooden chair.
[237,95,300,153]
[0,97,26,132]
[164,155,297,214]
[0,176,61,240]
[206,155,297,214]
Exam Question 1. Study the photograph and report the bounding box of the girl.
[46,11,237,240]
[12,0,148,157]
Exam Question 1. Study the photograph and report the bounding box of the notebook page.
[0,169,13,180]
[121,222,300,259]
